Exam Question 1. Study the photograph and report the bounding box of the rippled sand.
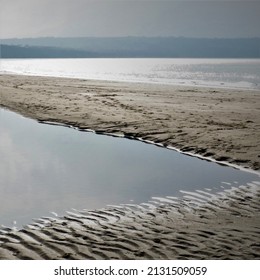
[0,182,259,259]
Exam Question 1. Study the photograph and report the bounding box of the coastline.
[0,182,259,259]
[0,74,260,259]
[0,74,259,170]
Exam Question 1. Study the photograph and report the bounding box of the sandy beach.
[0,74,260,259]
[1,74,259,170]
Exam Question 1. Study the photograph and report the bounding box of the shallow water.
[1,58,260,90]
[0,109,259,228]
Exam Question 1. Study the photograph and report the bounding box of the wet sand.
[0,74,260,259]
[0,182,259,259]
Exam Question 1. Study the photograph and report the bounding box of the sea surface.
[1,58,260,90]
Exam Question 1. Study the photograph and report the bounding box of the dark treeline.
[1,37,260,58]
[0,45,97,58]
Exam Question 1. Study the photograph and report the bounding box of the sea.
[1,58,260,90]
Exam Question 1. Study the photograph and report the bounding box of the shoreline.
[0,181,259,259]
[36,117,259,176]
[2,70,260,92]
[0,74,260,259]
[0,74,259,170]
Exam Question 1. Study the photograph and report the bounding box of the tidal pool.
[0,109,259,227]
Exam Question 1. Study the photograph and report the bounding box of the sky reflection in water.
[0,109,259,227]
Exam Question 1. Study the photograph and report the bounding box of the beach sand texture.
[0,182,259,260]
[0,74,260,259]
[0,75,259,170]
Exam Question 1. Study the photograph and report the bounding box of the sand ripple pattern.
[0,182,260,260]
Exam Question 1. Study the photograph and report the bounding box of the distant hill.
[1,37,260,58]
[0,44,97,58]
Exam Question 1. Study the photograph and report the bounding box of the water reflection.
[0,109,259,227]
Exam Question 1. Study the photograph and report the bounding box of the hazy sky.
[1,0,260,39]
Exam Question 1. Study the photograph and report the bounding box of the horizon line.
[1,36,260,40]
